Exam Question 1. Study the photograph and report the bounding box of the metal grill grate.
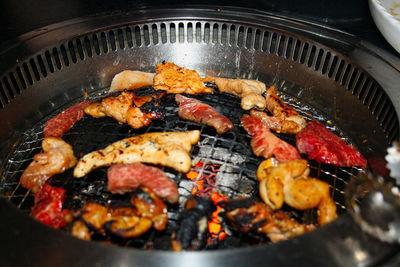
[0,86,360,249]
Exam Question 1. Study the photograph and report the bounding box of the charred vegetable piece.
[171,196,216,251]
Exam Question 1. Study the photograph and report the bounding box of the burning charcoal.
[171,196,216,251]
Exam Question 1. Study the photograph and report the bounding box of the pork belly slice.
[44,100,92,137]
[73,130,201,177]
[153,62,212,94]
[296,120,367,168]
[241,114,300,162]
[107,163,179,203]
[110,70,155,92]
[20,137,77,193]
[175,94,233,134]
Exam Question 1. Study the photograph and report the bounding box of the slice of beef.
[107,163,179,203]
[296,120,367,168]
[175,94,233,134]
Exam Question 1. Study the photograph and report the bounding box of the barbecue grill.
[1,6,400,267]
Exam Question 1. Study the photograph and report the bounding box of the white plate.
[369,0,400,54]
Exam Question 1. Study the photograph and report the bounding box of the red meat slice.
[296,120,367,168]
[31,184,69,229]
[241,114,300,162]
[107,163,179,203]
[44,100,92,137]
[175,94,233,134]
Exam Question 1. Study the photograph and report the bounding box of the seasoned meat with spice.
[20,137,77,193]
[44,100,92,137]
[296,120,367,168]
[74,130,200,177]
[153,62,212,94]
[175,94,233,134]
[249,85,306,134]
[204,76,266,110]
[110,70,155,92]
[107,163,179,203]
[241,114,300,162]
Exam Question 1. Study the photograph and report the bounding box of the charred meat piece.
[130,187,168,231]
[171,196,216,251]
[153,62,212,94]
[20,137,77,193]
[257,159,337,225]
[74,130,200,177]
[110,70,155,92]
[77,202,109,230]
[220,199,315,242]
[175,94,233,134]
[241,114,300,162]
[31,184,70,229]
[296,120,367,168]
[44,100,92,137]
[84,91,161,129]
[107,163,179,204]
[203,76,266,110]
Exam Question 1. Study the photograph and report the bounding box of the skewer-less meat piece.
[241,114,300,162]
[73,130,200,177]
[175,94,234,134]
[257,159,337,225]
[107,163,179,203]
[153,62,213,94]
[250,85,306,134]
[109,70,155,92]
[20,137,77,193]
[203,76,266,110]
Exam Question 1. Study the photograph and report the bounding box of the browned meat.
[44,100,92,137]
[71,220,91,241]
[110,70,155,92]
[175,94,233,134]
[154,62,212,94]
[20,137,77,193]
[107,163,179,204]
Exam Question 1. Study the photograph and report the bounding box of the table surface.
[0,0,398,56]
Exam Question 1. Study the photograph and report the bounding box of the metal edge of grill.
[0,6,399,267]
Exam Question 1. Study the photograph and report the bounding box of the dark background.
[0,0,398,56]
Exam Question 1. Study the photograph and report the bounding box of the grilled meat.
[175,94,233,134]
[241,114,300,162]
[203,76,266,110]
[171,196,216,251]
[153,62,212,94]
[107,163,179,203]
[20,137,77,193]
[31,184,70,229]
[110,70,155,92]
[257,159,337,225]
[43,100,92,138]
[71,220,91,241]
[73,130,200,177]
[220,199,315,242]
[296,120,367,168]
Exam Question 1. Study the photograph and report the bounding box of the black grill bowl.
[0,7,400,267]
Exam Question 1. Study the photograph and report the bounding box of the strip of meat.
[175,94,233,134]
[84,91,160,129]
[73,130,201,177]
[31,184,70,229]
[296,120,367,168]
[107,163,179,203]
[20,137,77,193]
[241,114,300,162]
[154,62,212,94]
[220,198,315,242]
[109,70,155,92]
[44,100,92,137]
[254,85,306,134]
[203,76,266,110]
